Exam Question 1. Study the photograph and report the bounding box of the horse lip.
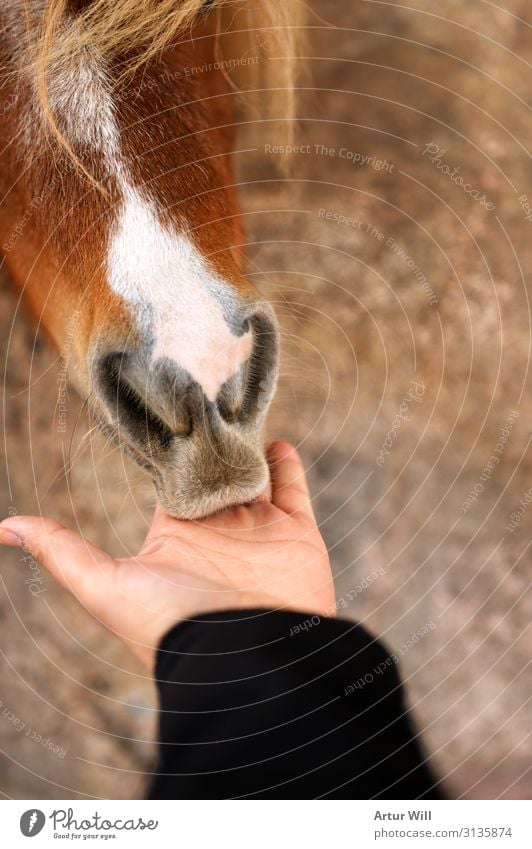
[155,462,270,519]
[89,385,270,518]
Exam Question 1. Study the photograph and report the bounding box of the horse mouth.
[93,408,271,518]
[155,457,270,519]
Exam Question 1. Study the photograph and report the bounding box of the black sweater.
[149,609,444,799]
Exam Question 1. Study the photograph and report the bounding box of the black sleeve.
[148,609,444,799]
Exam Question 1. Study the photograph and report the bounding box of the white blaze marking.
[108,187,252,401]
[50,53,252,401]
[48,58,118,150]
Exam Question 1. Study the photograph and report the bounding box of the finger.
[268,441,315,519]
[0,516,114,603]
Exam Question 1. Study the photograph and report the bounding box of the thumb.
[0,516,114,604]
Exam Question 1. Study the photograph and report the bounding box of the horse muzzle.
[88,309,279,518]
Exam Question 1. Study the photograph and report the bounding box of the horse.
[0,0,301,518]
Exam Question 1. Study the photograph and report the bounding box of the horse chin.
[152,442,270,520]
[155,474,270,520]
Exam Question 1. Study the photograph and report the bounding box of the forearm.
[149,609,443,799]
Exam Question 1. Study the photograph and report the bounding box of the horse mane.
[22,0,304,184]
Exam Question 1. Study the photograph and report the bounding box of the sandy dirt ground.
[0,1,531,798]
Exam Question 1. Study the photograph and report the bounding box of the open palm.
[0,442,335,667]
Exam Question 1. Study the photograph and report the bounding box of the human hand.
[0,442,335,668]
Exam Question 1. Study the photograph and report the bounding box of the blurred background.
[1,0,531,798]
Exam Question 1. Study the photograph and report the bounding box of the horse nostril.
[217,312,279,424]
[94,308,278,456]
[97,352,177,454]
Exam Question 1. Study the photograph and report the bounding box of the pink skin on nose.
[151,309,253,402]
[107,187,254,401]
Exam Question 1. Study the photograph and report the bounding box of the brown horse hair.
[20,0,306,191]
